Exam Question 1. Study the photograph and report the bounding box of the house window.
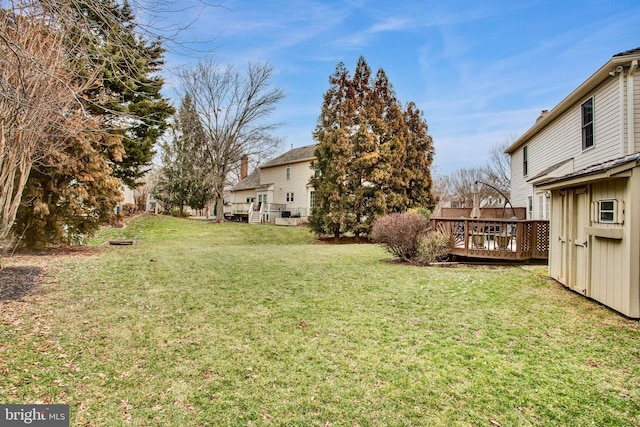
[286,164,291,180]
[310,191,316,209]
[286,192,294,202]
[581,98,594,150]
[523,146,528,176]
[527,196,533,220]
[598,199,616,223]
[246,197,255,203]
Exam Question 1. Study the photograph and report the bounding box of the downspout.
[619,68,626,156]
[627,59,638,155]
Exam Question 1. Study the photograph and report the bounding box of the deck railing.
[223,203,252,216]
[430,217,549,261]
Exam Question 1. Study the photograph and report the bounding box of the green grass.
[2,215,640,426]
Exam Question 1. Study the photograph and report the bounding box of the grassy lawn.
[1,215,639,426]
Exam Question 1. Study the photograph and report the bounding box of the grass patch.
[2,216,640,426]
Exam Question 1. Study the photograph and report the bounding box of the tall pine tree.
[310,57,435,239]
[309,62,357,239]
[153,94,211,215]
[71,0,174,186]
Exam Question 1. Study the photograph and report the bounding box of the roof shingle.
[261,144,317,168]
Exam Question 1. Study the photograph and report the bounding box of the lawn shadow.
[0,266,43,301]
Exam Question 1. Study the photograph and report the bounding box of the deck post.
[463,219,469,256]
[516,222,525,259]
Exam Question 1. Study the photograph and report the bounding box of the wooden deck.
[431,217,549,261]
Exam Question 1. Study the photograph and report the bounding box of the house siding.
[259,160,314,209]
[231,189,256,204]
[635,73,640,152]
[577,78,621,170]
[510,76,624,208]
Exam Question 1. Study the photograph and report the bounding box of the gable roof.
[506,47,640,154]
[260,144,317,168]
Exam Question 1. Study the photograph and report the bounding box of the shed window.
[581,98,594,150]
[598,199,616,223]
[523,146,528,176]
[286,165,291,180]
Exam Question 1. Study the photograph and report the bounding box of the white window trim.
[598,199,617,223]
[581,97,595,151]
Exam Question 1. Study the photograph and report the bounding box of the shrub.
[170,208,189,218]
[418,231,451,265]
[371,213,430,262]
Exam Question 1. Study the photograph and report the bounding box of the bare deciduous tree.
[178,59,285,221]
[482,136,514,196]
[0,9,94,242]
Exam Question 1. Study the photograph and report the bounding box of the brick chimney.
[240,155,249,180]
[536,109,549,123]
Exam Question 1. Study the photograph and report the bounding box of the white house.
[506,47,640,317]
[226,145,318,224]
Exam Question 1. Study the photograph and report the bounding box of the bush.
[170,208,189,218]
[371,213,430,262]
[418,231,451,265]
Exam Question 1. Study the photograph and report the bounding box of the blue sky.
[154,0,640,175]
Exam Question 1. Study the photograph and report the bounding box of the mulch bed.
[315,236,373,244]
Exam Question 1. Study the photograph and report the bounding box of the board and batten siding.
[589,175,640,318]
[510,76,623,210]
[259,160,314,209]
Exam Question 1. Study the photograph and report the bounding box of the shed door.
[555,191,569,285]
[569,188,590,294]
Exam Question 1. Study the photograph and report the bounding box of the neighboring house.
[506,47,640,318]
[227,144,318,224]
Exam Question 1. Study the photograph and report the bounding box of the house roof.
[613,47,640,57]
[536,153,640,189]
[231,169,260,191]
[506,47,640,154]
[260,144,318,168]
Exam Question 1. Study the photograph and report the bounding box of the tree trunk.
[211,197,224,223]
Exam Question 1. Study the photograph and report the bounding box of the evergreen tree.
[310,57,435,239]
[309,63,356,239]
[14,117,124,248]
[69,0,174,187]
[401,102,435,210]
[153,94,211,215]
